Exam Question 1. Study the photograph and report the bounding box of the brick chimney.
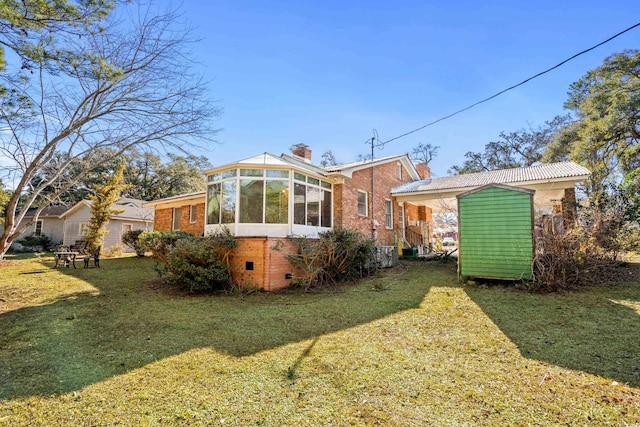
[415,162,431,179]
[291,143,312,161]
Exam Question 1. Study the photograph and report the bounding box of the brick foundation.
[229,237,299,291]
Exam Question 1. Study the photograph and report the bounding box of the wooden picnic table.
[54,251,79,269]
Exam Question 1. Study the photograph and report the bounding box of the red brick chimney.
[415,163,431,179]
[291,143,312,161]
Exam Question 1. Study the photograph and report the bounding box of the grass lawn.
[0,254,639,426]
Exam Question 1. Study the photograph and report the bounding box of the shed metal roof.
[392,162,590,194]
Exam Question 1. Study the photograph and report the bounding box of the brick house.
[143,191,206,236]
[146,144,432,290]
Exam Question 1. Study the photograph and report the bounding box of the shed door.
[459,187,533,280]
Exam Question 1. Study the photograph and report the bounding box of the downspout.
[370,138,375,240]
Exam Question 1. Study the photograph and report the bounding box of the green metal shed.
[456,184,535,281]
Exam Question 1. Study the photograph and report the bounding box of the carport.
[392,161,590,215]
[391,161,591,248]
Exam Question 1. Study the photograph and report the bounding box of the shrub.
[122,229,146,256]
[287,228,376,290]
[104,243,125,258]
[138,231,193,270]
[167,238,232,293]
[140,228,238,292]
[18,234,52,252]
[167,230,238,293]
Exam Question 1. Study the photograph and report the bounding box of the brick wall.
[334,160,415,246]
[153,203,205,235]
[229,237,299,291]
[415,163,431,179]
[154,208,173,232]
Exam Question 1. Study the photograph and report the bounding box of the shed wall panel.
[458,186,533,280]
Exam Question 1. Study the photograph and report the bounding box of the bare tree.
[410,142,440,166]
[319,150,337,167]
[0,3,220,257]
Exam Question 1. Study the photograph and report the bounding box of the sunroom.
[204,153,334,238]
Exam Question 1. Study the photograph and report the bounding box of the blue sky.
[179,1,640,177]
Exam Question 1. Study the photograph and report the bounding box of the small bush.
[167,237,232,293]
[287,228,376,291]
[141,228,238,292]
[122,229,146,256]
[139,231,193,271]
[104,243,125,258]
[18,234,52,252]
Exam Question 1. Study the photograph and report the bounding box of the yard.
[0,255,639,426]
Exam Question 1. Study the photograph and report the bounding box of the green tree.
[124,152,209,201]
[85,160,129,252]
[544,50,640,196]
[449,116,569,174]
[0,2,220,258]
[0,0,114,72]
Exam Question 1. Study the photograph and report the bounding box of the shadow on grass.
[0,257,435,399]
[466,278,640,387]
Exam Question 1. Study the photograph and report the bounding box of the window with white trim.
[357,191,368,217]
[189,205,197,223]
[396,163,402,180]
[173,207,182,231]
[35,220,43,236]
[384,200,393,229]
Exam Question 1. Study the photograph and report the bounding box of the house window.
[207,168,329,227]
[122,224,132,234]
[35,220,43,236]
[357,191,368,217]
[173,207,182,231]
[293,174,331,227]
[385,200,393,229]
[306,185,320,226]
[221,181,237,224]
[293,183,306,225]
[207,183,221,224]
[206,181,237,225]
[189,205,197,223]
[396,163,402,180]
[265,180,288,224]
[321,189,332,227]
[240,179,264,223]
[207,168,292,226]
[80,222,90,236]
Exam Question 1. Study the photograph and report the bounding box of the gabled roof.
[392,162,591,194]
[324,153,421,180]
[23,205,70,218]
[456,183,536,199]
[115,197,147,208]
[204,152,329,178]
[63,198,154,222]
[204,151,422,182]
[143,191,206,208]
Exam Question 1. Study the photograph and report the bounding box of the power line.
[378,21,640,146]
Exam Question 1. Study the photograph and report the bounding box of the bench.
[83,247,101,268]
[71,240,89,254]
